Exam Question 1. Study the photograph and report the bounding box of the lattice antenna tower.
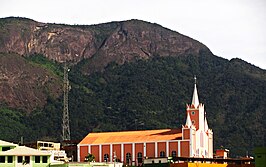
[62,63,71,141]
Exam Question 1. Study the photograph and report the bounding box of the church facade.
[77,81,213,165]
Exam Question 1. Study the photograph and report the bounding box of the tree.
[85,153,95,162]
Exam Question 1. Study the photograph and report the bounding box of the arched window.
[171,151,177,157]
[126,153,131,164]
[104,154,109,162]
[137,152,143,164]
[159,151,165,157]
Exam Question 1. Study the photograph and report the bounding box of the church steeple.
[186,76,204,130]
[183,77,213,158]
[185,111,192,127]
[191,76,199,108]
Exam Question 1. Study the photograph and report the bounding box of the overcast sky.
[1,0,266,69]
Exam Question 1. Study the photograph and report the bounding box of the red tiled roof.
[79,129,182,145]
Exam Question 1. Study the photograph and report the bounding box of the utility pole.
[62,63,71,141]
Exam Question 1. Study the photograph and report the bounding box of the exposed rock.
[0,53,62,112]
[86,20,210,73]
[0,17,211,72]
[0,17,97,63]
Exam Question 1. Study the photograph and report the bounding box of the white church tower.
[184,77,213,158]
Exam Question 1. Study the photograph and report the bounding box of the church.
[77,79,213,165]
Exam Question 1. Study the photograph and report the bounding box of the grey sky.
[1,0,266,69]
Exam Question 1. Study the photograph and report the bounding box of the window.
[42,156,48,163]
[24,156,30,164]
[8,156,13,163]
[171,151,177,157]
[18,156,23,163]
[0,156,5,163]
[35,156,40,163]
[160,151,165,157]
[126,153,131,164]
[191,111,195,115]
[137,152,143,163]
[2,147,11,151]
[159,160,161,163]
[192,120,195,125]
[104,154,109,162]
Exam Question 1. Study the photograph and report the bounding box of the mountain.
[0,17,265,157]
[0,17,209,72]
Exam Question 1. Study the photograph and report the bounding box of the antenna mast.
[62,63,71,141]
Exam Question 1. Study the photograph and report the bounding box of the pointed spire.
[185,112,192,127]
[204,116,209,131]
[192,76,200,108]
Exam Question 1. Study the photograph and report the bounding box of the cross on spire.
[192,76,199,108]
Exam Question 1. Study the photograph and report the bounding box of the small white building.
[0,144,51,167]
[0,139,65,167]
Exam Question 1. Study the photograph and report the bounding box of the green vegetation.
[85,153,95,162]
[0,52,265,157]
[0,108,27,142]
[26,54,63,77]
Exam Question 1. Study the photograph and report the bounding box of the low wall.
[68,162,123,167]
[170,162,255,167]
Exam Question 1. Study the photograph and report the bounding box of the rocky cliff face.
[0,18,97,63]
[83,20,211,73]
[0,18,211,71]
[0,53,61,111]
